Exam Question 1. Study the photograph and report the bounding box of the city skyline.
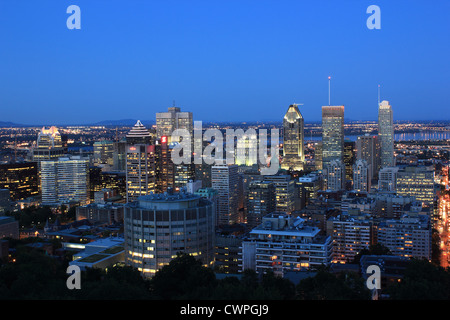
[0,1,449,125]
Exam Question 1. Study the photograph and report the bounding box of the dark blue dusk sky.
[0,0,449,125]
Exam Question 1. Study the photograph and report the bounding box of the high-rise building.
[211,164,239,226]
[246,181,276,228]
[356,134,380,179]
[41,156,89,205]
[156,106,193,145]
[323,159,346,191]
[124,189,215,278]
[0,162,39,201]
[353,159,372,192]
[264,175,295,214]
[126,144,156,203]
[126,120,154,145]
[322,105,345,168]
[327,209,373,264]
[396,165,435,209]
[314,141,323,170]
[378,166,399,192]
[378,100,394,168]
[93,140,115,170]
[31,126,65,168]
[112,140,127,172]
[281,104,305,171]
[344,140,355,189]
[155,137,175,194]
[296,172,323,209]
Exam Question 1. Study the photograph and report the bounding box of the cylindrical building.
[124,189,215,278]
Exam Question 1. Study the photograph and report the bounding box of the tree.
[296,269,371,300]
[149,253,217,299]
[386,259,450,300]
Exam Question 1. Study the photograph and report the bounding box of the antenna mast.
[328,76,331,106]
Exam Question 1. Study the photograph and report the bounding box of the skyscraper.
[378,100,394,168]
[211,164,239,226]
[93,140,115,170]
[156,106,193,145]
[126,120,153,145]
[353,159,371,192]
[246,181,276,228]
[126,144,156,203]
[356,134,380,179]
[31,126,65,168]
[40,156,89,205]
[322,105,345,168]
[281,104,305,171]
[323,159,346,191]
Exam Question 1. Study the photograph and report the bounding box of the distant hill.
[0,121,24,127]
[91,119,155,126]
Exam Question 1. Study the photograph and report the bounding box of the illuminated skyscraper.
[41,156,89,205]
[32,126,65,167]
[126,144,156,203]
[126,120,153,145]
[356,134,380,179]
[353,159,371,192]
[93,140,115,170]
[378,100,394,168]
[281,104,305,171]
[156,106,193,145]
[211,164,239,225]
[323,159,346,191]
[322,105,345,168]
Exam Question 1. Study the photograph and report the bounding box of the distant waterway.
[305,131,450,142]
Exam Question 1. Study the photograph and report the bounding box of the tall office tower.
[314,141,323,170]
[281,104,305,171]
[113,139,127,172]
[126,144,156,203]
[41,156,89,205]
[31,126,65,167]
[156,106,193,144]
[396,165,435,209]
[126,120,153,145]
[356,134,380,179]
[323,159,346,191]
[377,214,431,260]
[246,181,276,228]
[0,162,39,201]
[155,137,175,193]
[344,140,355,189]
[378,166,399,192]
[211,164,239,226]
[124,190,215,278]
[353,159,372,192]
[240,213,332,276]
[93,140,115,170]
[378,100,394,168]
[264,174,295,213]
[322,105,345,170]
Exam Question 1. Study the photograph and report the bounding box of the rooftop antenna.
[328,76,331,106]
[378,84,381,105]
